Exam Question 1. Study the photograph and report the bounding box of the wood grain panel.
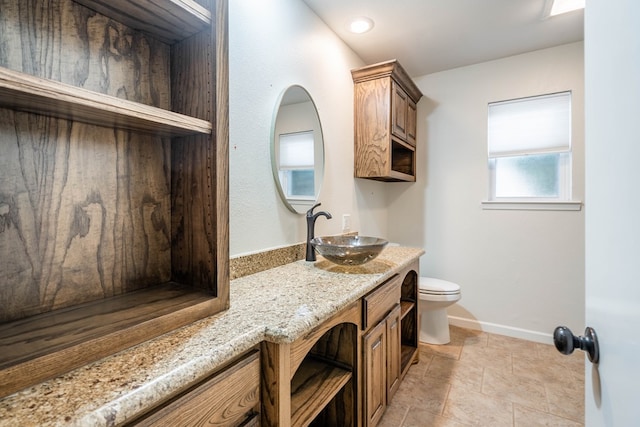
[0,0,230,398]
[0,67,212,136]
[363,320,386,427]
[135,350,260,427]
[0,283,216,398]
[74,0,211,43]
[362,275,400,331]
[290,359,352,427]
[213,0,230,303]
[290,301,360,376]
[169,6,230,295]
[261,341,292,427]
[0,0,174,322]
[353,78,392,178]
[386,304,401,402]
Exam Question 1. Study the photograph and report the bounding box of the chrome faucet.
[306,203,332,261]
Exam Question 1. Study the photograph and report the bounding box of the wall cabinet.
[0,0,229,398]
[131,350,260,426]
[352,60,423,182]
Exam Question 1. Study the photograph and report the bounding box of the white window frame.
[278,131,316,202]
[482,91,581,211]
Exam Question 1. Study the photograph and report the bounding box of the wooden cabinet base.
[0,283,221,399]
[132,350,260,426]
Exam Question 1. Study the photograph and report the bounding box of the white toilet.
[418,277,461,345]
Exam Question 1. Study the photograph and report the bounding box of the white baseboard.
[448,316,554,345]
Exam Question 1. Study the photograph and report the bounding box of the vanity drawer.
[362,275,401,331]
[134,350,260,427]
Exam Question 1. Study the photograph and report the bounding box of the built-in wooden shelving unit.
[0,283,215,398]
[74,0,212,42]
[0,67,212,137]
[0,0,229,398]
[291,358,353,427]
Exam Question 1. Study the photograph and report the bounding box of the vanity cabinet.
[261,301,360,427]
[361,261,420,427]
[399,264,420,377]
[131,350,260,426]
[352,59,423,182]
[0,0,229,398]
[362,275,401,427]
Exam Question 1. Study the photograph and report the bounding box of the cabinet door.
[391,82,408,141]
[406,98,417,146]
[364,320,387,427]
[386,304,402,403]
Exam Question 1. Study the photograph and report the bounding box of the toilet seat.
[419,277,460,296]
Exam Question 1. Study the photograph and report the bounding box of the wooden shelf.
[0,67,212,137]
[400,300,415,320]
[290,358,353,427]
[400,344,418,377]
[400,344,417,375]
[0,282,217,398]
[74,0,211,43]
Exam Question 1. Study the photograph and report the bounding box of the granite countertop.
[0,246,423,426]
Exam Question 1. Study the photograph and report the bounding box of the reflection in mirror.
[271,85,324,214]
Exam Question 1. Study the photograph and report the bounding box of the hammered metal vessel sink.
[310,235,389,266]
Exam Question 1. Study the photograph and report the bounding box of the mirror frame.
[270,85,325,214]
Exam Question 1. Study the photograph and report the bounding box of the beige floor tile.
[487,333,538,356]
[460,342,512,372]
[513,404,583,427]
[409,352,434,377]
[420,341,464,360]
[442,384,514,426]
[425,355,484,392]
[393,375,451,415]
[379,327,585,427]
[512,351,583,387]
[545,382,584,423]
[403,407,471,427]
[450,326,489,347]
[378,401,409,427]
[482,368,548,412]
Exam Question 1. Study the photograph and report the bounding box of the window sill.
[480,200,582,211]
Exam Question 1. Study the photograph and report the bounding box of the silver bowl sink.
[310,235,389,266]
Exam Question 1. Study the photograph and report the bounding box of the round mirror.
[271,85,325,214]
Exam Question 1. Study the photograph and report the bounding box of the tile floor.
[379,326,585,427]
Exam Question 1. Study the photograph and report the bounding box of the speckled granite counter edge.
[0,246,424,427]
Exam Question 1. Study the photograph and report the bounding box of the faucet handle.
[307,203,321,217]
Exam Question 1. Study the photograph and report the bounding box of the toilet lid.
[419,277,460,295]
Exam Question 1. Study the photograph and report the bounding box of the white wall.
[229,2,585,343]
[229,0,388,256]
[387,43,585,342]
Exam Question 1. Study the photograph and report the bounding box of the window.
[278,131,315,200]
[487,92,573,205]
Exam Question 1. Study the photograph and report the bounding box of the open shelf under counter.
[400,344,418,375]
[290,357,353,427]
[0,67,212,138]
[74,0,212,43]
[0,283,219,399]
[400,300,415,320]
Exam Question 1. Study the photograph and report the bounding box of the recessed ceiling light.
[347,17,374,34]
[544,0,585,18]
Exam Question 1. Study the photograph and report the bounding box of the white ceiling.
[301,0,584,77]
